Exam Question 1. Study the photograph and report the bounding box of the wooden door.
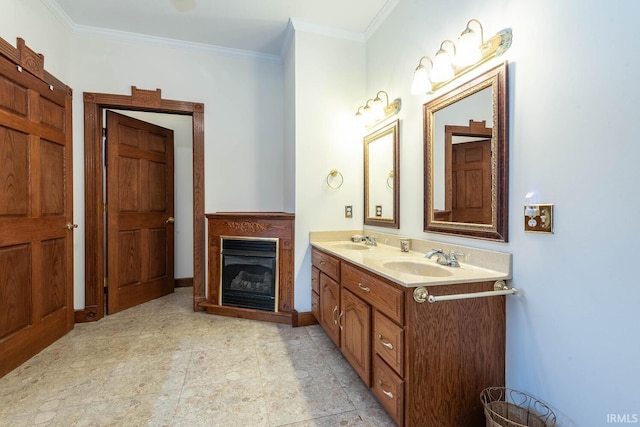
[340,288,371,386]
[319,273,340,347]
[0,44,74,377]
[451,139,492,224]
[106,111,174,314]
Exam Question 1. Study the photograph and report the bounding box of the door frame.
[78,86,206,322]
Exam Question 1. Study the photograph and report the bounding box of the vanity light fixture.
[457,19,484,66]
[355,90,401,129]
[430,40,456,83]
[410,56,433,94]
[411,19,512,94]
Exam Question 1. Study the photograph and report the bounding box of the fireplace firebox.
[220,237,278,312]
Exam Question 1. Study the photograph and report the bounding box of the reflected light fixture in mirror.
[411,19,512,94]
[355,90,401,129]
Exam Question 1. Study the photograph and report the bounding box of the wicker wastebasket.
[481,387,556,427]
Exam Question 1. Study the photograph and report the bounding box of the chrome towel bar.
[413,280,518,304]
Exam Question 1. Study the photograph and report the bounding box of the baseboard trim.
[74,306,100,323]
[174,277,193,288]
[294,311,319,327]
[201,302,293,325]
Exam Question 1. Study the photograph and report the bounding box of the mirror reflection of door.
[431,86,493,222]
[445,121,492,224]
[424,61,508,241]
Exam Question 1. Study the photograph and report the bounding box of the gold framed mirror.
[424,61,508,241]
[364,119,400,228]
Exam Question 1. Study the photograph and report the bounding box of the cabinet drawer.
[342,263,403,324]
[312,249,340,282]
[373,355,404,427]
[374,311,404,377]
[311,266,320,294]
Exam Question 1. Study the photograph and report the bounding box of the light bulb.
[431,49,454,83]
[457,29,482,66]
[411,66,432,94]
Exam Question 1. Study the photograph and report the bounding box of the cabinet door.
[319,273,340,347]
[341,288,372,386]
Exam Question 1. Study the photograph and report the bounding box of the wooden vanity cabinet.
[311,247,506,426]
[341,259,405,425]
[340,288,371,386]
[312,249,372,385]
[319,273,341,347]
[311,266,320,322]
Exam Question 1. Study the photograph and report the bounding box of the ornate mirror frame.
[424,61,508,241]
[364,119,400,228]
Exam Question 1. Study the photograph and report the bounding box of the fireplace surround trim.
[203,212,295,325]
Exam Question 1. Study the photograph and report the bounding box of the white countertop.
[310,231,512,288]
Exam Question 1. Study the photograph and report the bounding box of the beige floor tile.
[0,288,395,426]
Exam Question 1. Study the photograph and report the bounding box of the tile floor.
[0,288,395,426]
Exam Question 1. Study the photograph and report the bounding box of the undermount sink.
[329,243,371,251]
[382,261,453,277]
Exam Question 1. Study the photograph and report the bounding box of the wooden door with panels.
[445,121,493,225]
[0,38,74,377]
[105,111,175,314]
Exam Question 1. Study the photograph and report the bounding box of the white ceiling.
[47,0,395,57]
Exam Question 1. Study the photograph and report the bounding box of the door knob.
[66,222,78,230]
[166,217,175,224]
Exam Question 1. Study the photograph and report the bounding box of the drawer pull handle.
[338,311,344,330]
[332,306,338,324]
[378,380,394,399]
[320,261,326,265]
[377,334,394,350]
[358,283,371,293]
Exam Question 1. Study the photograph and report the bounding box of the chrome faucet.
[363,235,377,246]
[425,249,463,267]
[425,249,447,264]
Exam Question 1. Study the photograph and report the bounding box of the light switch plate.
[524,204,553,233]
[345,205,353,218]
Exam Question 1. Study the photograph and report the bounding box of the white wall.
[0,1,72,82]
[361,0,640,425]
[282,25,296,214]
[291,23,366,311]
[67,35,284,306]
[1,0,286,308]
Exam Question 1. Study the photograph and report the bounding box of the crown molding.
[40,0,76,28]
[364,0,401,40]
[39,0,282,64]
[289,18,366,44]
[75,25,282,63]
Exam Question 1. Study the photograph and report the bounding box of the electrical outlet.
[375,205,382,217]
[345,205,353,218]
[524,204,553,233]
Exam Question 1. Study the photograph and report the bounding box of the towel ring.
[386,170,394,189]
[326,169,344,189]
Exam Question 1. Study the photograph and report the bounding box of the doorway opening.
[79,86,206,322]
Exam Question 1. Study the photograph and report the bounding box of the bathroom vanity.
[310,232,512,426]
